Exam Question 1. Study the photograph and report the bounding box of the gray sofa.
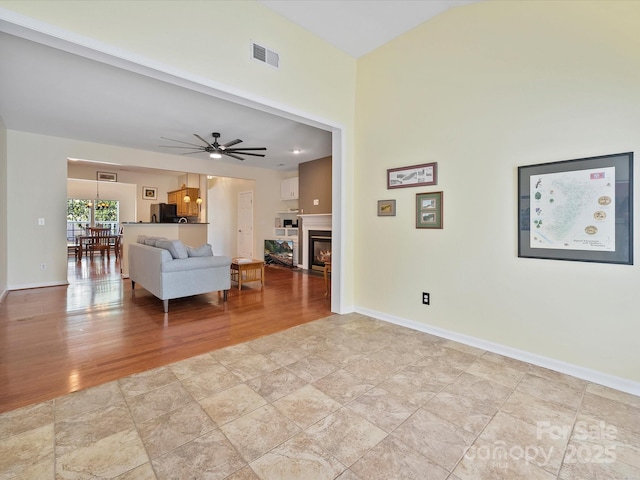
[128,237,231,312]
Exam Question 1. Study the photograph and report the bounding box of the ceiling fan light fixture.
[161,132,266,161]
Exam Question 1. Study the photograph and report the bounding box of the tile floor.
[1,313,639,479]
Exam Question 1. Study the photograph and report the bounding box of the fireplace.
[308,230,332,272]
[298,213,332,270]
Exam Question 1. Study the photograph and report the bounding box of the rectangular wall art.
[518,152,633,264]
[416,191,443,229]
[388,162,437,189]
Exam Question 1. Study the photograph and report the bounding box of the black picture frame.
[518,152,633,264]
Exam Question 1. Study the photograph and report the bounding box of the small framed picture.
[142,186,158,200]
[377,199,396,216]
[416,191,443,229]
[387,162,437,189]
[97,171,117,182]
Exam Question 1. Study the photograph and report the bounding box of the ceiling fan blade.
[159,145,206,149]
[221,139,242,148]
[229,152,265,157]
[194,134,213,147]
[160,136,203,148]
[224,152,245,161]
[225,147,267,152]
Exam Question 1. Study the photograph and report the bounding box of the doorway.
[237,191,253,259]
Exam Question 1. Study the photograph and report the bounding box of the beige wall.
[355,0,640,385]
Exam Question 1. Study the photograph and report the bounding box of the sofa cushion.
[137,235,147,244]
[156,239,188,259]
[144,236,164,246]
[187,244,213,257]
[161,255,231,273]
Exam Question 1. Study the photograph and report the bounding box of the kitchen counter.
[120,223,208,277]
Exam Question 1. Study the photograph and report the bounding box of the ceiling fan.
[160,132,266,161]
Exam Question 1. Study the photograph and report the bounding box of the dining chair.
[86,227,111,259]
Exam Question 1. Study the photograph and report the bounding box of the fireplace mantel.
[298,213,332,228]
[298,214,332,269]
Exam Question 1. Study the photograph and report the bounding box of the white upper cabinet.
[280,177,299,200]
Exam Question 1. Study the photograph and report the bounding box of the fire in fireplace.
[308,230,332,272]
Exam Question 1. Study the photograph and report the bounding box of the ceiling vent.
[251,41,279,68]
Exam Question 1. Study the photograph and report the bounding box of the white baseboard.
[8,280,69,291]
[0,288,7,303]
[355,306,640,397]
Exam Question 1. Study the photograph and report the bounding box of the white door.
[237,191,253,259]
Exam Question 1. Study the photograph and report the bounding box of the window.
[67,198,120,242]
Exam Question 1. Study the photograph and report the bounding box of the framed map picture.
[518,152,633,264]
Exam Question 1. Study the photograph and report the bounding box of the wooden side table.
[230,258,265,290]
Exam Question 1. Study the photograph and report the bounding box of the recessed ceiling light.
[292,149,301,154]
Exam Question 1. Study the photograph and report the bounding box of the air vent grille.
[251,41,279,68]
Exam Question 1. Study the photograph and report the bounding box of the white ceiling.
[0,1,476,174]
[259,0,478,58]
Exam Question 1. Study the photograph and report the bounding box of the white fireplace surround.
[298,214,332,269]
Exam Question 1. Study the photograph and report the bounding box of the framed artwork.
[388,162,437,189]
[142,186,158,200]
[518,152,633,264]
[377,199,396,216]
[97,171,117,182]
[416,191,443,229]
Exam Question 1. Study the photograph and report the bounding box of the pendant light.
[196,174,203,205]
[183,172,191,203]
[94,175,109,210]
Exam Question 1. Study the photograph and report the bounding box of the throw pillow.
[156,239,188,259]
[144,236,162,246]
[137,235,147,244]
[187,244,213,257]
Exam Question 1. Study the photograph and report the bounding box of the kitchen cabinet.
[280,177,299,200]
[167,188,200,216]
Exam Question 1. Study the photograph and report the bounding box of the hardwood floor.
[0,256,332,413]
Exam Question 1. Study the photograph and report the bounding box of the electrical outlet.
[38,217,45,226]
[40,263,47,270]
[422,292,430,305]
